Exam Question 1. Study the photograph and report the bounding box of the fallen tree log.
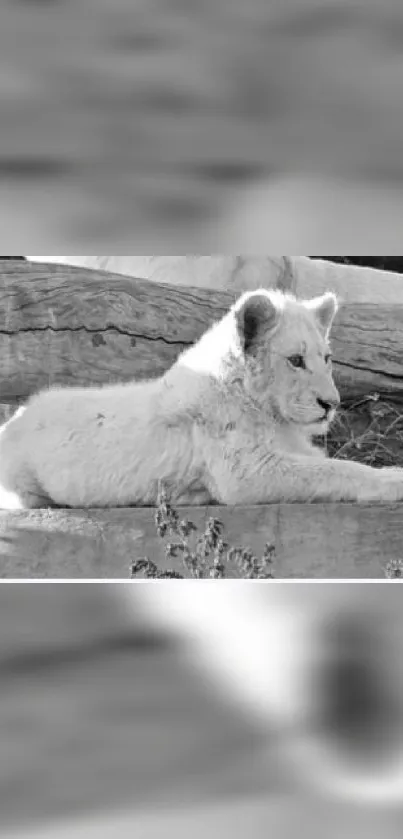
[0,503,400,579]
[25,255,290,294]
[1,260,403,405]
[25,254,403,304]
[290,256,403,304]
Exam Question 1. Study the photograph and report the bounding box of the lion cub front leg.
[207,447,403,505]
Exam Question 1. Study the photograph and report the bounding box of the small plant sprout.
[131,482,276,579]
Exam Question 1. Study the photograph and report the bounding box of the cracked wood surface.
[0,261,403,405]
[0,503,399,579]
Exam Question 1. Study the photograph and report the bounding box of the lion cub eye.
[288,354,306,370]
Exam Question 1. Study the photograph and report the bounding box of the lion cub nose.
[317,396,339,415]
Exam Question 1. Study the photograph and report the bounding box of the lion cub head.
[233,288,340,434]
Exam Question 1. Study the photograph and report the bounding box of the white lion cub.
[1,288,403,509]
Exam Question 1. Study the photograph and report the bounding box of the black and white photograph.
[1,1,403,836]
[0,255,403,578]
[0,583,401,838]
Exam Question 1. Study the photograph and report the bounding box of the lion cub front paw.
[360,469,403,503]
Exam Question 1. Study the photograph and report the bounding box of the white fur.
[1,288,403,509]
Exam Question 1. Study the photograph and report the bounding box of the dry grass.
[327,396,403,580]
[131,485,275,580]
[326,396,403,469]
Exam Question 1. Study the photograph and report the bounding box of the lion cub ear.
[305,292,339,338]
[235,292,279,354]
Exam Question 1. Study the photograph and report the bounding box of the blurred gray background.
[0,586,271,832]
[1,1,403,250]
[0,583,403,839]
[0,585,402,839]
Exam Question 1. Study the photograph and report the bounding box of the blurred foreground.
[0,585,402,837]
[1,1,403,250]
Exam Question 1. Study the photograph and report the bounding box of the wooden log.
[26,255,290,293]
[25,255,403,305]
[0,503,400,579]
[1,261,403,405]
[290,256,403,304]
